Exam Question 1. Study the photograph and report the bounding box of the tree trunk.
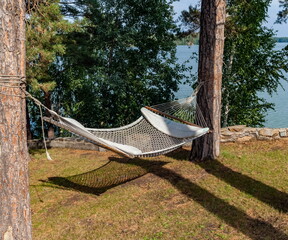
[44,91,55,139]
[0,0,32,239]
[222,43,235,128]
[190,0,226,161]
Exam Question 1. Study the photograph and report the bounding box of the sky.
[173,0,288,37]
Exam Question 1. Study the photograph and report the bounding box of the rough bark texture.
[0,0,32,239]
[190,0,226,161]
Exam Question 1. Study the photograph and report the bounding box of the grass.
[29,140,288,240]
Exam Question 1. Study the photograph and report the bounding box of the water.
[175,43,288,128]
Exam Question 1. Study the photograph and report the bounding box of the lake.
[175,43,288,128]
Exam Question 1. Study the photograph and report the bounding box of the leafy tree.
[222,0,288,127]
[276,0,288,23]
[180,0,288,127]
[178,5,200,42]
[25,0,76,137]
[54,0,189,128]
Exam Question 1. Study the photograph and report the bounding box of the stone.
[243,127,257,133]
[279,129,287,137]
[221,134,233,140]
[227,125,246,132]
[221,130,234,136]
[220,138,234,143]
[258,128,279,137]
[236,135,255,142]
[99,147,107,152]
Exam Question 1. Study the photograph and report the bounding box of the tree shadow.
[109,157,288,240]
[44,153,288,239]
[197,159,288,213]
[168,148,288,213]
[44,158,168,195]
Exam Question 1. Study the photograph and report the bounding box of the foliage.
[174,34,199,45]
[222,0,288,127]
[276,0,288,23]
[54,0,189,128]
[25,0,76,136]
[26,0,74,91]
[178,5,200,39]
[179,0,288,127]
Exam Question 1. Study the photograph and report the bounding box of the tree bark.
[0,0,32,239]
[190,0,226,161]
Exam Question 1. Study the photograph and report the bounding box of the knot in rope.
[0,75,52,160]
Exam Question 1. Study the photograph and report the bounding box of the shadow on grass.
[197,159,288,213]
[45,152,288,239]
[44,158,168,195]
[109,157,288,240]
[168,148,288,213]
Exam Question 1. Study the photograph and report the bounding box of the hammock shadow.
[108,157,288,240]
[167,148,288,213]
[45,158,168,195]
[165,147,192,161]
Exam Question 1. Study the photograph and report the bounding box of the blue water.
[175,43,288,128]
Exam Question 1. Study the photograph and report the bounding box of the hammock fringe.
[43,94,209,158]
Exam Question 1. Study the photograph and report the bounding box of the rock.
[236,135,255,142]
[243,127,257,133]
[220,138,234,143]
[28,127,288,151]
[258,128,279,137]
[227,125,246,132]
[221,130,234,136]
[279,129,287,137]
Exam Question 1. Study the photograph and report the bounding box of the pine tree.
[189,0,226,161]
[26,0,76,138]
[0,0,32,238]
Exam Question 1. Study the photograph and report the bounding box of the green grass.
[29,141,288,240]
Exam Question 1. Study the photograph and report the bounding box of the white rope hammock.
[43,90,209,158]
[0,75,209,158]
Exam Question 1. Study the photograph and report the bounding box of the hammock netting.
[44,92,209,158]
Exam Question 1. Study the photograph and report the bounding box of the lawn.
[29,140,288,240]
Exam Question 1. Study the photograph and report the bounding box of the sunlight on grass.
[29,141,288,240]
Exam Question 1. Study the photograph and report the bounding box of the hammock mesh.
[88,117,190,157]
[44,93,209,158]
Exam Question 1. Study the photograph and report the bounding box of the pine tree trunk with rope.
[0,0,32,239]
[190,0,226,161]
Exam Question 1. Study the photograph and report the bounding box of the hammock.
[43,93,209,158]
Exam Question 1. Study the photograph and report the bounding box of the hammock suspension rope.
[0,75,209,158]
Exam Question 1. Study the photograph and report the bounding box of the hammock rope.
[0,75,53,160]
[42,91,209,158]
[0,75,209,158]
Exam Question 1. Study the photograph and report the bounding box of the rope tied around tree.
[0,75,26,97]
[0,75,52,160]
[0,75,210,158]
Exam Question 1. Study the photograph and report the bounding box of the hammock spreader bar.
[43,94,209,158]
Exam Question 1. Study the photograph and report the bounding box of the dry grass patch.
[29,141,288,240]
